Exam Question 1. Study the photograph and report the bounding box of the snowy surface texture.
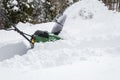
[0,0,120,80]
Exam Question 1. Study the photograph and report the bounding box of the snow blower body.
[31,14,67,44]
[0,10,67,48]
[31,30,61,43]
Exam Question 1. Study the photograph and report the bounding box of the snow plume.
[64,0,120,37]
[64,0,108,19]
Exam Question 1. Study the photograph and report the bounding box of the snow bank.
[0,0,120,69]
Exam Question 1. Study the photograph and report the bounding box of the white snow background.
[0,0,120,80]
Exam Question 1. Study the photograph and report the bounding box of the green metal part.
[34,33,61,43]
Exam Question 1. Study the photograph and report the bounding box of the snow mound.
[0,0,120,71]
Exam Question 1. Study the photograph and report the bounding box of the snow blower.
[0,10,67,48]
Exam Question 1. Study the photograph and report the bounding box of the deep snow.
[0,0,120,80]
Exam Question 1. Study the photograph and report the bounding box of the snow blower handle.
[0,10,34,48]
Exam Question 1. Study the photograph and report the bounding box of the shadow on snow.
[0,41,28,61]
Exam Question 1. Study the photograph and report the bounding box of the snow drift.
[0,0,120,68]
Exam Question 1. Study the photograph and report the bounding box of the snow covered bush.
[1,0,77,28]
[32,0,75,23]
[2,0,34,25]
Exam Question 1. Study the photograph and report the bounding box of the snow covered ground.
[0,0,120,80]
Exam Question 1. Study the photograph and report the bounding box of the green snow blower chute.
[0,9,67,48]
